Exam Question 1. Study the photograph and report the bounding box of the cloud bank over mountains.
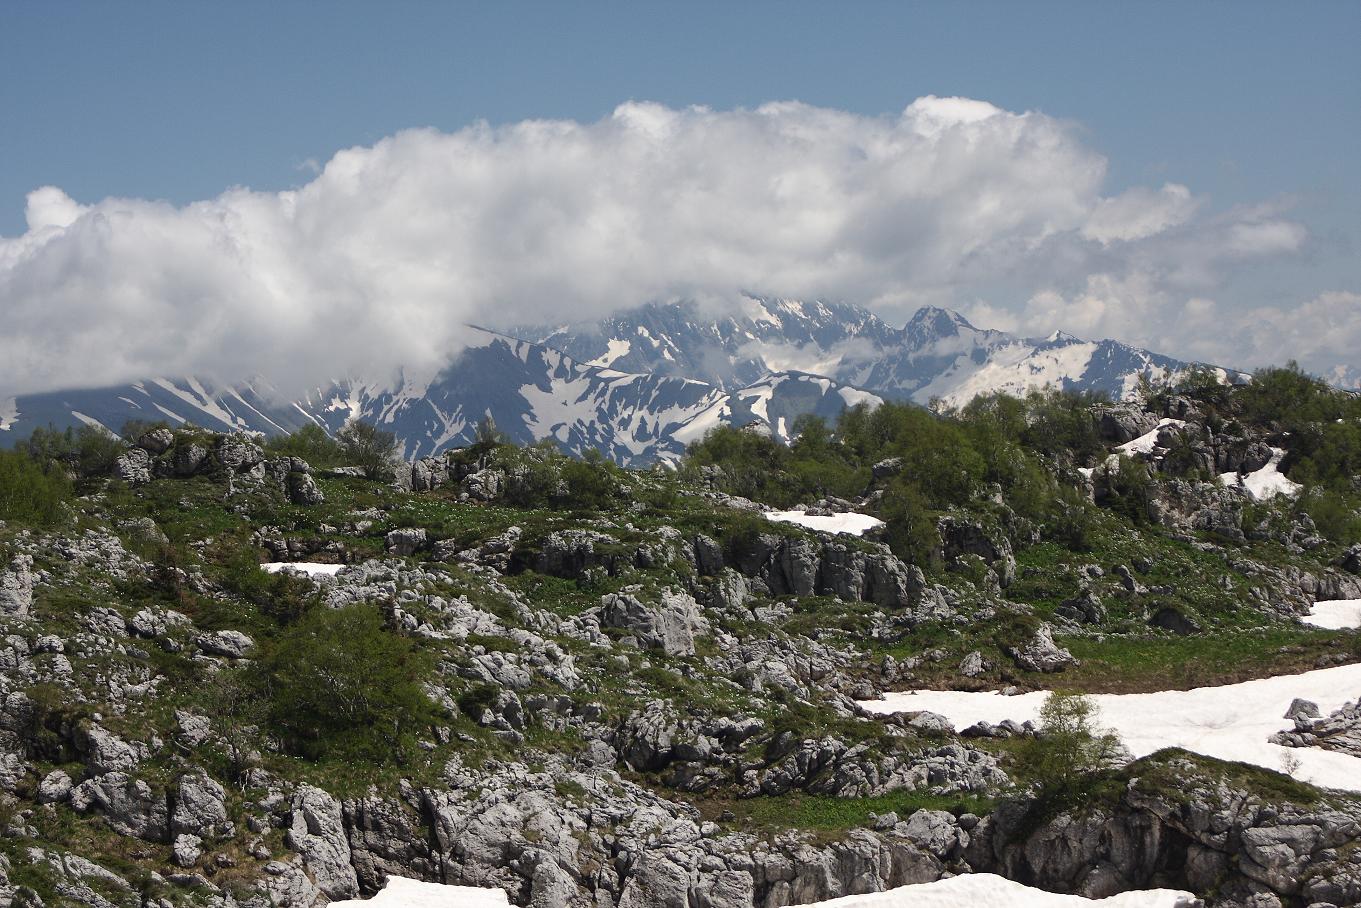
[0,96,1347,397]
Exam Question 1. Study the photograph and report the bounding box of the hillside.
[0,366,1359,907]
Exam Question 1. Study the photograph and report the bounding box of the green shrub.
[20,424,125,479]
[0,449,71,527]
[1012,693,1125,820]
[880,480,940,567]
[336,420,400,481]
[265,424,345,468]
[218,549,322,625]
[257,605,436,763]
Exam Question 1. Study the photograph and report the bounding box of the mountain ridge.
[1,299,1240,461]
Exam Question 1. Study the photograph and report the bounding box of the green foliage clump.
[20,423,125,479]
[0,448,72,527]
[336,420,401,480]
[256,605,436,763]
[265,424,346,468]
[1013,693,1125,818]
[218,549,323,625]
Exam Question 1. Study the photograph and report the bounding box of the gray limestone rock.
[0,555,34,618]
[1006,623,1079,673]
[285,784,360,900]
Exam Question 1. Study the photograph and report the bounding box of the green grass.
[1060,627,1359,693]
[1132,748,1342,808]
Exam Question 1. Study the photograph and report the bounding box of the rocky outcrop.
[969,756,1361,907]
[938,516,1016,588]
[286,784,360,900]
[597,589,709,656]
[719,533,943,615]
[0,554,34,617]
[1272,695,1361,757]
[1006,623,1078,673]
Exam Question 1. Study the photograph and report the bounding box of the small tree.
[257,604,435,763]
[1013,693,1127,819]
[0,448,72,527]
[336,419,400,480]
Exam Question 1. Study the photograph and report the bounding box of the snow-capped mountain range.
[0,298,1237,464]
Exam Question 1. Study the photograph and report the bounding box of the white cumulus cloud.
[0,97,1340,396]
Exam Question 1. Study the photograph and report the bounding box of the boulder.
[1096,406,1160,443]
[0,555,34,618]
[598,590,708,657]
[136,427,175,454]
[385,527,428,556]
[112,447,152,484]
[287,471,326,505]
[215,434,265,473]
[195,629,255,659]
[1006,623,1078,673]
[69,772,169,841]
[461,468,506,501]
[171,772,229,837]
[171,443,208,477]
[286,784,360,899]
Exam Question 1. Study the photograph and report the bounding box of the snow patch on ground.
[70,411,117,436]
[1115,419,1185,456]
[329,876,510,907]
[1303,599,1361,630]
[796,873,1194,907]
[838,386,882,409]
[766,510,885,536]
[1219,448,1300,500]
[587,338,632,368]
[0,397,16,431]
[260,562,346,578]
[861,663,1361,792]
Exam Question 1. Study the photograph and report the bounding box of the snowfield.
[861,663,1361,792]
[330,876,509,906]
[1303,598,1361,630]
[765,510,885,536]
[1219,447,1301,500]
[331,874,1193,907]
[1115,419,1185,456]
[795,874,1194,907]
[260,562,346,578]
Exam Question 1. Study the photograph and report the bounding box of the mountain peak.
[902,306,977,343]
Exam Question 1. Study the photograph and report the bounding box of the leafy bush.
[256,605,436,763]
[560,452,623,511]
[20,424,125,479]
[0,449,72,527]
[265,424,345,468]
[337,420,401,480]
[1013,693,1126,820]
[879,481,940,566]
[218,549,322,625]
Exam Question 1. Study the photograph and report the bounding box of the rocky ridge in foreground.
[2,371,1361,906]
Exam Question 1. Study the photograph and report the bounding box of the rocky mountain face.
[2,297,1233,465]
[0,327,876,467]
[524,296,1231,407]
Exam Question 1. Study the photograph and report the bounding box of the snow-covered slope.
[326,873,1193,908]
[0,328,878,465]
[861,662,1361,792]
[523,296,1236,408]
[1,295,1239,463]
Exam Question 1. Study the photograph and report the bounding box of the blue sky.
[1,1,1359,390]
